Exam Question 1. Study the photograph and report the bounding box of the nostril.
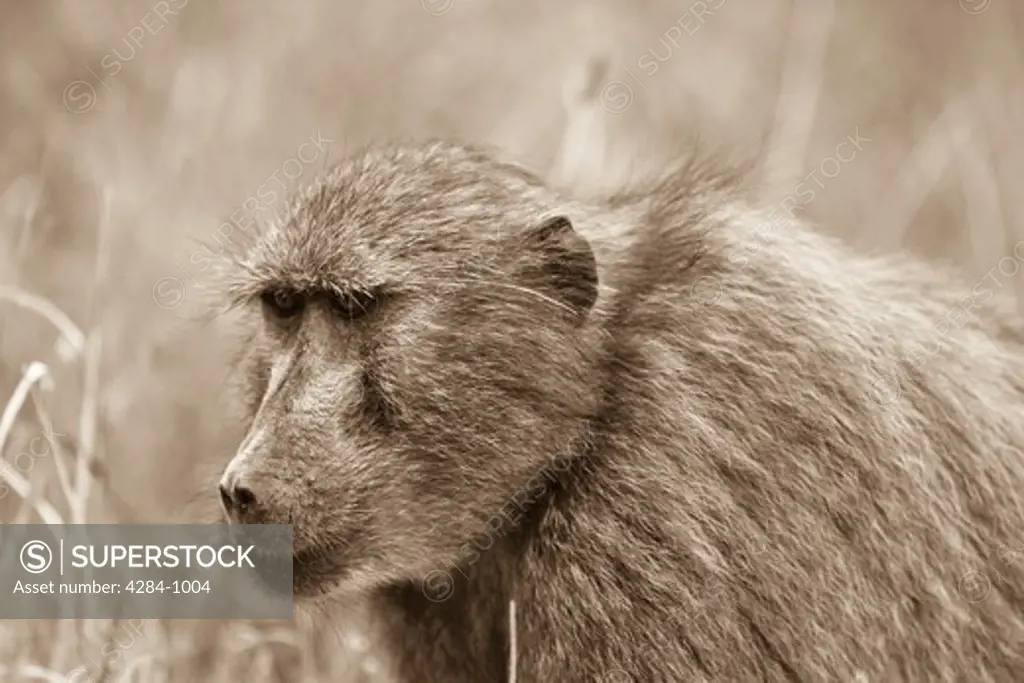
[218,479,261,522]
[235,485,257,510]
[219,483,233,513]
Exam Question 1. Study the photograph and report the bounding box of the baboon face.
[217,143,600,598]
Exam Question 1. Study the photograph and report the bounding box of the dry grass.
[1,0,1022,680]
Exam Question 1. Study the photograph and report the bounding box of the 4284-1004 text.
[11,579,211,594]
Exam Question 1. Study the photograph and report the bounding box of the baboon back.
[374,162,1024,682]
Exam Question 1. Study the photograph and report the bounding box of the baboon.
[215,139,1024,682]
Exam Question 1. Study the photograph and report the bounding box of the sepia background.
[1,0,1022,680]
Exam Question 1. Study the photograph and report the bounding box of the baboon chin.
[216,140,1024,682]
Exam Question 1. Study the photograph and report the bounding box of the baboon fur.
[217,140,1024,682]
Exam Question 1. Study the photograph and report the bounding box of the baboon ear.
[521,215,598,321]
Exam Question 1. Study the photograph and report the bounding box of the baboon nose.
[218,479,262,524]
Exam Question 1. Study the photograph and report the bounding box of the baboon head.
[217,141,602,598]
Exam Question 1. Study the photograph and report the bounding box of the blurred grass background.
[0,0,1022,680]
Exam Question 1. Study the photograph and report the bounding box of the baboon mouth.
[290,546,350,599]
[241,546,295,599]
[221,524,348,599]
[238,545,343,601]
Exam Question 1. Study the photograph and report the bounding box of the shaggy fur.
[216,140,1024,682]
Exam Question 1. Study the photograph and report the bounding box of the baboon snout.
[219,426,285,524]
[218,473,263,524]
[218,471,272,524]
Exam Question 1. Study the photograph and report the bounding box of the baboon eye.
[261,289,305,319]
[330,289,379,322]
